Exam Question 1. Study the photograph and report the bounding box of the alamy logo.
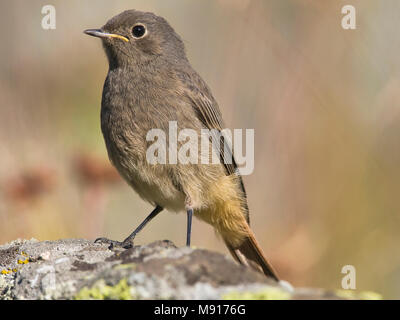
[341,5,356,30]
[41,5,56,30]
[341,265,356,290]
[146,121,255,175]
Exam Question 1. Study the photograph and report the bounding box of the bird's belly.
[101,106,186,212]
[109,146,186,212]
[128,168,186,213]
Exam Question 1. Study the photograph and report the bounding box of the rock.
[0,238,381,300]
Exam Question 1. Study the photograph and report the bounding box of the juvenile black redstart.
[84,10,278,280]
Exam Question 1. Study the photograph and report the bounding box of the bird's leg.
[185,197,193,247]
[95,205,163,249]
[186,208,193,247]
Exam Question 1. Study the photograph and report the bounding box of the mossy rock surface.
[0,238,381,300]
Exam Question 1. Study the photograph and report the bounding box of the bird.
[84,9,279,280]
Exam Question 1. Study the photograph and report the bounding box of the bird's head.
[84,10,187,68]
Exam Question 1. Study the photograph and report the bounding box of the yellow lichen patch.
[1,268,18,275]
[113,263,136,270]
[17,259,29,265]
[223,287,291,300]
[21,251,28,257]
[335,290,382,300]
[358,291,383,300]
[75,279,135,300]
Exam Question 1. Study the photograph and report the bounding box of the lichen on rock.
[0,238,381,300]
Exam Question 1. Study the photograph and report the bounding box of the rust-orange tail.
[225,223,279,281]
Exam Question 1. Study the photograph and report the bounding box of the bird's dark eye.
[132,25,146,38]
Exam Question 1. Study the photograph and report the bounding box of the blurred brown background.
[1,0,399,298]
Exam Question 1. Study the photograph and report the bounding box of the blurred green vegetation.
[0,0,399,298]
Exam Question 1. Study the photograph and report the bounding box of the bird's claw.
[94,237,133,249]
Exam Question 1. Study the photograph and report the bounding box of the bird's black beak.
[84,29,129,42]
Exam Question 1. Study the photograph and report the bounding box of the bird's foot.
[94,237,133,250]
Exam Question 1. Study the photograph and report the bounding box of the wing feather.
[177,70,249,222]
